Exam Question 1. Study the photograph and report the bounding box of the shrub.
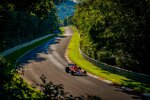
[97,51,116,66]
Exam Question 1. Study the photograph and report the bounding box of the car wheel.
[71,71,75,75]
[84,71,87,76]
[65,67,70,73]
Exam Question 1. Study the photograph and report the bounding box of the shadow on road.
[31,74,102,100]
[17,35,67,68]
[74,95,102,100]
[108,83,142,100]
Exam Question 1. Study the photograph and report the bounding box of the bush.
[97,51,116,66]
[115,50,138,71]
[0,57,43,99]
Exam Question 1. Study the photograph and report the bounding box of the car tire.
[84,71,87,76]
[71,71,75,75]
[65,67,70,73]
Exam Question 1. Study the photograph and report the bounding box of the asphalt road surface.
[18,27,141,100]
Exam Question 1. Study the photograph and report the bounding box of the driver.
[73,64,78,71]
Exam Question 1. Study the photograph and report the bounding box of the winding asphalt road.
[18,27,141,100]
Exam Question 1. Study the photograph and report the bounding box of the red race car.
[65,64,87,76]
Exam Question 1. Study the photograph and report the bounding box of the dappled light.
[1,0,150,99]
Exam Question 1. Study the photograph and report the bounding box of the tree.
[0,0,61,52]
[73,0,150,74]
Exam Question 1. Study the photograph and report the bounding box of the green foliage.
[0,0,66,16]
[53,0,67,5]
[0,57,43,99]
[39,74,66,99]
[0,0,60,52]
[0,57,13,85]
[68,26,150,93]
[63,16,73,26]
[0,57,75,99]
[59,27,65,34]
[73,0,150,74]
[0,33,73,99]
[97,50,116,66]
[1,31,78,99]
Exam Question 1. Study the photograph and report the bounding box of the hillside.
[57,0,76,20]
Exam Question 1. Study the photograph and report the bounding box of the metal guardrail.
[79,48,150,84]
[73,26,150,84]
[0,34,53,57]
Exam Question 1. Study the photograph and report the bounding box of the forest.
[1,0,150,99]
[0,0,70,99]
[73,0,150,75]
[0,0,65,52]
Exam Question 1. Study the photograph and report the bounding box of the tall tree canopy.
[73,0,150,74]
[0,0,65,52]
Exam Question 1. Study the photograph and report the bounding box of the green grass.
[6,34,56,62]
[59,27,65,34]
[68,26,150,93]
[3,34,56,98]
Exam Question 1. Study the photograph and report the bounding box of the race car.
[65,64,87,76]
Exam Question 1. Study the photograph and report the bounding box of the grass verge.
[5,34,56,62]
[68,26,150,93]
